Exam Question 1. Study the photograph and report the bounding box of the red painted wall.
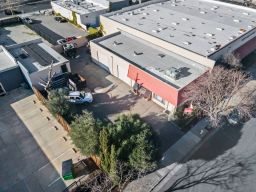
[128,64,179,106]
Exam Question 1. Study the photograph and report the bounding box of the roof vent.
[138,8,144,12]
[122,18,129,21]
[200,11,206,14]
[153,9,159,12]
[248,25,252,29]
[170,34,174,37]
[229,35,236,40]
[143,12,149,16]
[113,41,123,46]
[183,41,191,45]
[128,12,134,16]
[171,4,177,7]
[206,33,214,37]
[210,44,221,52]
[158,53,165,58]
[133,51,143,56]
[216,27,224,31]
[182,17,189,21]
[243,12,249,16]
[233,19,240,23]
[171,22,179,26]
[152,29,159,33]
[239,28,246,33]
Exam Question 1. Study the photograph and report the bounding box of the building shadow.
[0,27,17,46]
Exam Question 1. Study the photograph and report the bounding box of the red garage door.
[128,64,179,106]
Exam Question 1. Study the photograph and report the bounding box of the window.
[153,94,165,104]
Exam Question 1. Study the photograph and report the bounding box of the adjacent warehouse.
[51,0,129,30]
[91,0,256,111]
[0,39,71,92]
[0,46,24,94]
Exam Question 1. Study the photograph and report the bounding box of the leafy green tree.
[109,145,119,184]
[47,89,70,117]
[70,110,101,156]
[99,128,111,172]
[108,114,158,172]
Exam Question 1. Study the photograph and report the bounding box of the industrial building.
[0,39,71,92]
[90,0,256,111]
[51,0,129,30]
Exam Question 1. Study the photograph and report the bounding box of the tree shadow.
[166,152,256,192]
[143,112,184,154]
[189,121,244,162]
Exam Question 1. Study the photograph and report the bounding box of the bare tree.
[182,66,256,127]
[223,52,242,69]
[167,152,256,192]
[83,162,147,192]
[38,61,55,92]
[1,0,20,15]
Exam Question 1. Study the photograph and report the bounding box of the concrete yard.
[70,47,184,153]
[0,88,82,192]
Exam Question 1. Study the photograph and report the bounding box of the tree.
[99,128,111,172]
[183,66,255,127]
[70,110,101,156]
[223,52,242,69]
[109,145,119,184]
[108,114,158,172]
[1,0,20,15]
[47,88,70,117]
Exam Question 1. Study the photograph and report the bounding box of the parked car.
[67,91,93,104]
[22,17,33,24]
[66,36,77,42]
[54,16,67,23]
[57,39,67,45]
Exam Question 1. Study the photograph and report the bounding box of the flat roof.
[7,40,67,74]
[0,46,17,73]
[107,0,256,56]
[53,0,108,15]
[95,32,208,89]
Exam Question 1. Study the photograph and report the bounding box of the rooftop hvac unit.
[165,67,181,80]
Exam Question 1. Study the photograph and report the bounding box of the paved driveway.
[0,88,82,192]
[70,47,184,153]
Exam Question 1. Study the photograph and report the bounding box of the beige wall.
[100,16,216,69]
[91,41,131,85]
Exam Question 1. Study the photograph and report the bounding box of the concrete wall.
[91,41,131,85]
[0,67,24,91]
[51,2,73,20]
[100,16,216,69]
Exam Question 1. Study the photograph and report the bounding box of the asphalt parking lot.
[28,14,87,44]
[0,88,83,192]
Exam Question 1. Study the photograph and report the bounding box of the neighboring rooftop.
[95,32,208,89]
[7,40,67,74]
[0,46,17,72]
[53,0,108,15]
[107,0,256,56]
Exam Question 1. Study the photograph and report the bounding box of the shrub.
[47,89,70,117]
[70,110,101,156]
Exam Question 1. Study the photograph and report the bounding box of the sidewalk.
[124,118,211,192]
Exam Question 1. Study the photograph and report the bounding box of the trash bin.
[62,159,75,180]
